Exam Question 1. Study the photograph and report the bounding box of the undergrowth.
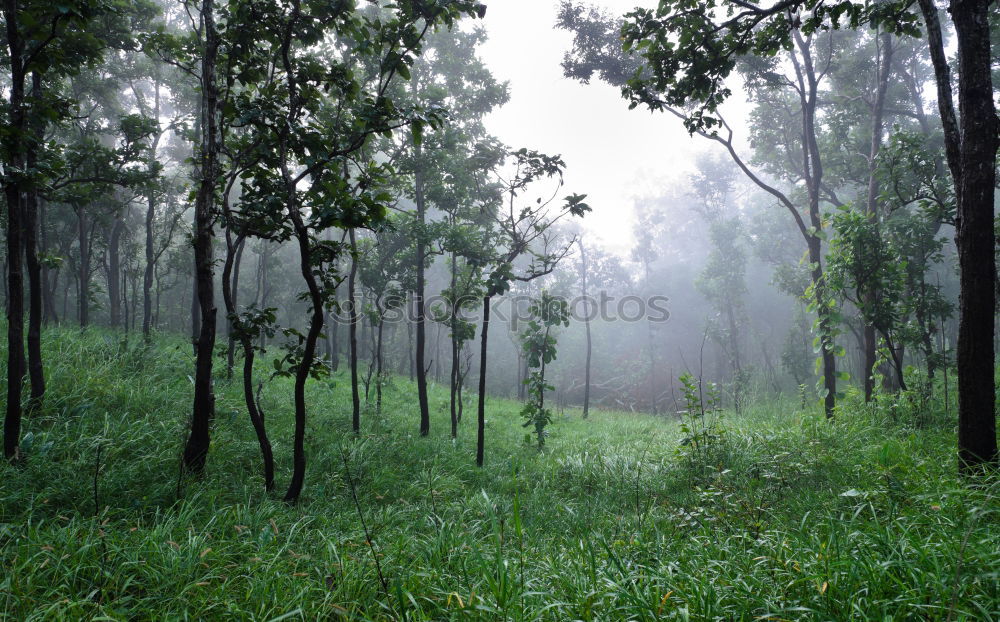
[1,326,998,620]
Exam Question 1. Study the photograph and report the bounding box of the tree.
[473,148,589,466]
[395,25,507,437]
[690,155,749,411]
[225,0,487,502]
[3,0,134,460]
[558,3,845,418]
[519,291,570,449]
[612,0,996,471]
[575,236,593,419]
[358,222,411,412]
[183,0,220,475]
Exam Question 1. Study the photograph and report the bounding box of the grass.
[1,325,999,620]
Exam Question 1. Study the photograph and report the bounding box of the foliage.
[676,371,728,478]
[519,292,570,449]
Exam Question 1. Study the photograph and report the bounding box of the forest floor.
[1,326,999,620]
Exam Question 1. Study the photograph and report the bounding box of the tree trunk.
[376,316,385,411]
[918,0,997,472]
[578,238,592,419]
[808,235,837,418]
[190,255,200,352]
[449,250,459,437]
[476,295,491,467]
[283,216,325,504]
[77,206,90,328]
[142,184,156,339]
[792,31,836,418]
[863,324,877,400]
[414,142,430,436]
[952,0,998,473]
[408,312,414,381]
[183,0,220,475]
[862,33,894,402]
[223,227,243,379]
[241,336,274,491]
[24,71,45,406]
[108,216,124,328]
[40,198,57,325]
[327,282,339,371]
[143,78,162,339]
[3,4,27,460]
[349,228,360,433]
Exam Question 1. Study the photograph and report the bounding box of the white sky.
[477,0,715,254]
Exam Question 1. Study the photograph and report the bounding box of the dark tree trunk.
[283,216,324,504]
[952,0,998,472]
[183,0,220,475]
[414,143,430,436]
[224,228,244,379]
[3,2,27,460]
[919,0,997,472]
[241,337,274,491]
[24,71,45,406]
[349,228,360,433]
[476,295,491,467]
[457,357,466,424]
[407,313,414,381]
[449,251,459,437]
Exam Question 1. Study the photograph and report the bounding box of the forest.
[1,0,999,619]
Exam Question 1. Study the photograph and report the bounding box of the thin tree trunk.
[283,217,324,503]
[3,4,27,460]
[349,228,360,433]
[414,142,430,436]
[327,282,339,371]
[24,71,45,406]
[449,250,459,437]
[242,336,274,491]
[863,324,877,400]
[862,33,894,402]
[40,199,57,325]
[376,316,384,411]
[142,76,162,340]
[578,240,592,419]
[223,226,243,379]
[77,206,90,328]
[407,310,414,381]
[792,31,836,418]
[183,0,220,474]
[108,216,124,328]
[476,295,492,467]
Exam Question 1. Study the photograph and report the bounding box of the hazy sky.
[476,0,710,254]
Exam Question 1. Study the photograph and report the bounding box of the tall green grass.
[1,326,998,620]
